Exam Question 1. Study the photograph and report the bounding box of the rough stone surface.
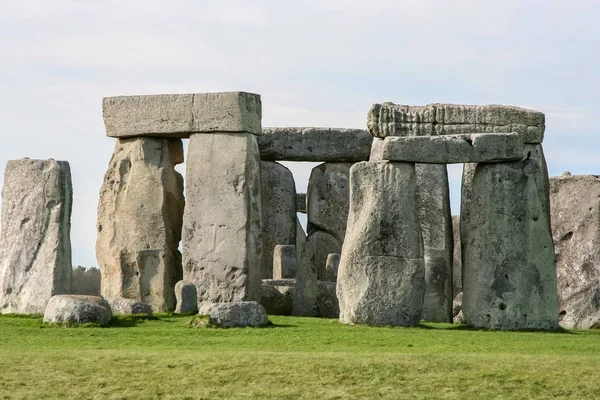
[452,216,462,297]
[416,164,453,323]
[376,133,524,164]
[175,280,198,314]
[260,161,296,278]
[317,281,340,318]
[550,174,600,329]
[367,103,545,143]
[296,193,307,214]
[293,220,317,316]
[453,310,465,325]
[103,92,262,138]
[273,245,297,279]
[259,127,372,162]
[263,279,296,288]
[259,282,294,316]
[183,133,262,304]
[307,162,352,279]
[337,161,425,326]
[462,157,559,330]
[43,295,112,326]
[106,297,153,316]
[0,159,73,314]
[97,138,184,313]
[199,301,269,328]
[453,292,463,318]
[324,253,340,282]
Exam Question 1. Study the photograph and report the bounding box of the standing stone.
[296,193,307,214]
[293,218,317,316]
[0,159,73,314]
[307,162,352,279]
[260,161,296,279]
[416,164,453,323]
[96,138,184,313]
[452,215,462,297]
[317,281,339,318]
[462,157,559,330]
[324,253,341,282]
[183,133,262,303]
[337,161,425,326]
[273,245,297,279]
[550,175,600,329]
[175,280,198,314]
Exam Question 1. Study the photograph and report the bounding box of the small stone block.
[273,245,297,279]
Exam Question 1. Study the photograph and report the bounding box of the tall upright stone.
[337,161,425,326]
[0,159,73,314]
[307,163,352,279]
[452,215,462,298]
[462,157,558,330]
[260,161,296,279]
[96,138,184,312]
[183,133,262,303]
[293,217,317,316]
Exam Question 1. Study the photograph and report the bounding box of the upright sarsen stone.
[183,133,262,303]
[0,159,73,314]
[337,161,425,326]
[96,138,184,312]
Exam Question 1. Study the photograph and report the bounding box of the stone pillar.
[0,159,73,314]
[324,253,340,282]
[337,161,425,326]
[452,215,462,298]
[462,156,559,330]
[96,138,184,312]
[307,162,352,279]
[273,245,297,279]
[183,133,262,303]
[260,161,296,279]
[293,217,317,316]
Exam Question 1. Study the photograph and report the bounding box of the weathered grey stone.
[43,295,112,326]
[324,253,340,282]
[175,280,198,314]
[106,297,153,316]
[263,279,296,287]
[453,292,463,318]
[307,231,341,281]
[273,245,297,279]
[453,310,465,325]
[198,301,269,328]
[0,159,72,314]
[260,161,296,278]
[337,161,425,326]
[293,222,317,316]
[259,127,372,162]
[376,133,524,164]
[367,103,545,144]
[183,133,262,303]
[452,215,462,297]
[97,138,184,313]
[462,157,559,330]
[103,92,262,138]
[317,281,339,318]
[296,193,307,214]
[259,282,294,315]
[416,164,453,323]
[550,174,600,329]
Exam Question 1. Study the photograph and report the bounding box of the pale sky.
[1,0,599,267]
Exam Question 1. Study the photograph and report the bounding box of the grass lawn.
[1,314,600,399]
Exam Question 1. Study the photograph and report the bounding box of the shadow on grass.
[427,323,575,335]
[107,315,159,328]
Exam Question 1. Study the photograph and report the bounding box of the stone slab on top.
[103,91,262,138]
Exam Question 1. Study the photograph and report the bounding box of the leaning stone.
[198,301,269,328]
[337,161,425,326]
[367,103,545,144]
[183,133,262,303]
[293,238,317,317]
[296,193,307,214]
[259,282,293,316]
[550,174,600,329]
[273,245,297,279]
[324,253,341,282]
[96,138,184,312]
[103,92,262,138]
[317,281,339,318]
[462,157,559,330]
[0,159,72,314]
[307,231,342,281]
[106,297,153,316]
[452,216,462,297]
[258,127,372,162]
[175,281,198,314]
[43,295,112,326]
[260,161,296,278]
[416,164,454,323]
[377,133,524,164]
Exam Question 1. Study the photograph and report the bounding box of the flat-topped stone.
[258,127,372,161]
[103,92,262,138]
[374,133,524,164]
[367,103,545,143]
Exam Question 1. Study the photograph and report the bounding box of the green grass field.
[1,314,600,399]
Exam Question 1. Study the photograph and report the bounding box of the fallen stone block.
[43,295,112,326]
[106,297,153,316]
[198,301,269,328]
[273,245,297,279]
[259,282,294,315]
[175,281,198,314]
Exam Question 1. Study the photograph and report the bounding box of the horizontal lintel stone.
[372,133,524,164]
[103,91,262,138]
[258,127,372,162]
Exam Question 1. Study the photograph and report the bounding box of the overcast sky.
[1,0,599,267]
